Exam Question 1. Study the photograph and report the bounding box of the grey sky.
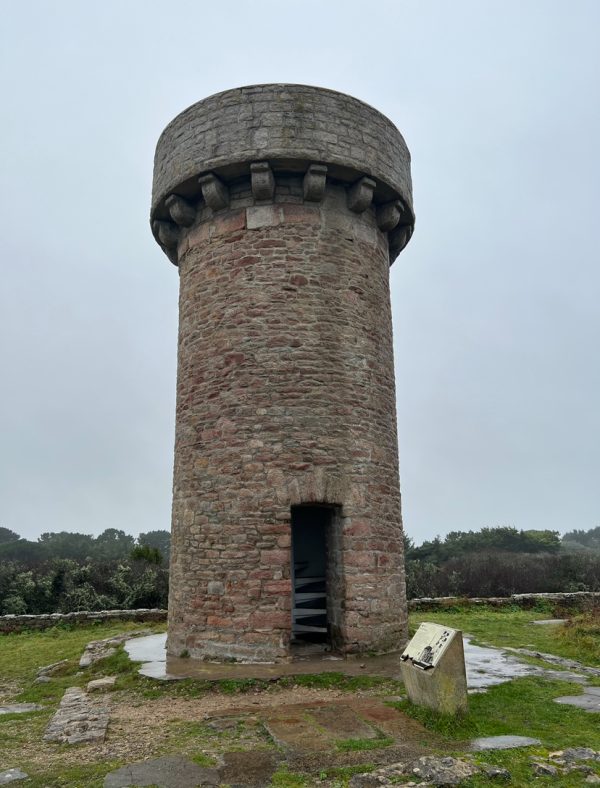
[1,0,598,544]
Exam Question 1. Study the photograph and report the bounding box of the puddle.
[124,633,587,689]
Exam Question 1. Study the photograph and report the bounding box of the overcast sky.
[1,1,598,544]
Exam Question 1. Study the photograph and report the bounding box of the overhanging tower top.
[151,84,415,246]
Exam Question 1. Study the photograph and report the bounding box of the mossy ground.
[0,607,598,786]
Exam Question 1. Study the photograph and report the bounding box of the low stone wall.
[0,608,167,634]
[2,591,597,633]
[408,592,600,611]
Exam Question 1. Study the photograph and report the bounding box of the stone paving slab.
[0,703,43,715]
[263,706,336,751]
[309,704,379,740]
[354,699,424,739]
[219,751,279,786]
[471,735,541,750]
[555,687,600,712]
[44,687,109,744]
[0,770,28,785]
[104,756,219,787]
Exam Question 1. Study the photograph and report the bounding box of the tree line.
[405,525,600,598]
[1,524,599,614]
[0,527,170,615]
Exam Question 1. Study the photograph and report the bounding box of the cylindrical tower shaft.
[151,85,415,662]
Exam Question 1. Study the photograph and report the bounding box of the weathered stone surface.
[87,676,117,692]
[250,161,275,200]
[532,762,559,776]
[407,756,480,785]
[0,769,28,785]
[152,85,414,663]
[37,658,69,676]
[165,194,196,227]
[0,609,166,635]
[471,735,541,751]
[151,84,414,220]
[409,591,600,612]
[562,747,600,762]
[0,703,43,715]
[554,687,600,712]
[350,757,482,786]
[80,631,148,667]
[401,625,468,715]
[303,164,327,202]
[103,756,219,787]
[44,687,109,744]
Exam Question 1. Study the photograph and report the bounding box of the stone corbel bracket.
[150,85,416,266]
[250,162,275,201]
[199,173,229,211]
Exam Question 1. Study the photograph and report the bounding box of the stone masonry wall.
[152,85,415,662]
[152,84,414,220]
[0,609,166,634]
[168,179,406,661]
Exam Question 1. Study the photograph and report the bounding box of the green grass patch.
[7,760,124,788]
[270,765,309,786]
[190,752,218,766]
[409,606,599,667]
[278,672,401,693]
[395,676,600,750]
[335,736,394,752]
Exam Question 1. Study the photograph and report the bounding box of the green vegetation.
[405,525,600,598]
[394,677,600,787]
[270,766,309,786]
[1,603,599,786]
[410,604,600,667]
[335,736,394,752]
[0,527,170,614]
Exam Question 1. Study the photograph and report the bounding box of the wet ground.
[124,632,588,689]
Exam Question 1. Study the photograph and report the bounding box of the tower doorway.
[291,505,333,645]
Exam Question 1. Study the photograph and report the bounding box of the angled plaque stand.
[400,622,468,715]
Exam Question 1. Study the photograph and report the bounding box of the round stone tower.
[151,84,415,662]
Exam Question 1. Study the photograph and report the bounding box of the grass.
[1,607,599,786]
[410,604,600,667]
[270,766,309,786]
[335,736,394,752]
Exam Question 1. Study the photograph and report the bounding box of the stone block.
[400,623,468,715]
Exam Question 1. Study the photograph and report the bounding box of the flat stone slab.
[555,687,600,712]
[103,756,219,787]
[532,619,567,625]
[0,770,28,785]
[219,751,279,786]
[44,687,109,744]
[87,676,117,692]
[471,735,541,750]
[0,703,43,715]
[309,704,379,740]
[80,630,150,668]
[264,705,336,752]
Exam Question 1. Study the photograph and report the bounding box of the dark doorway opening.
[291,505,332,645]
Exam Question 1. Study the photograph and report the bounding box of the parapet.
[151,84,415,263]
